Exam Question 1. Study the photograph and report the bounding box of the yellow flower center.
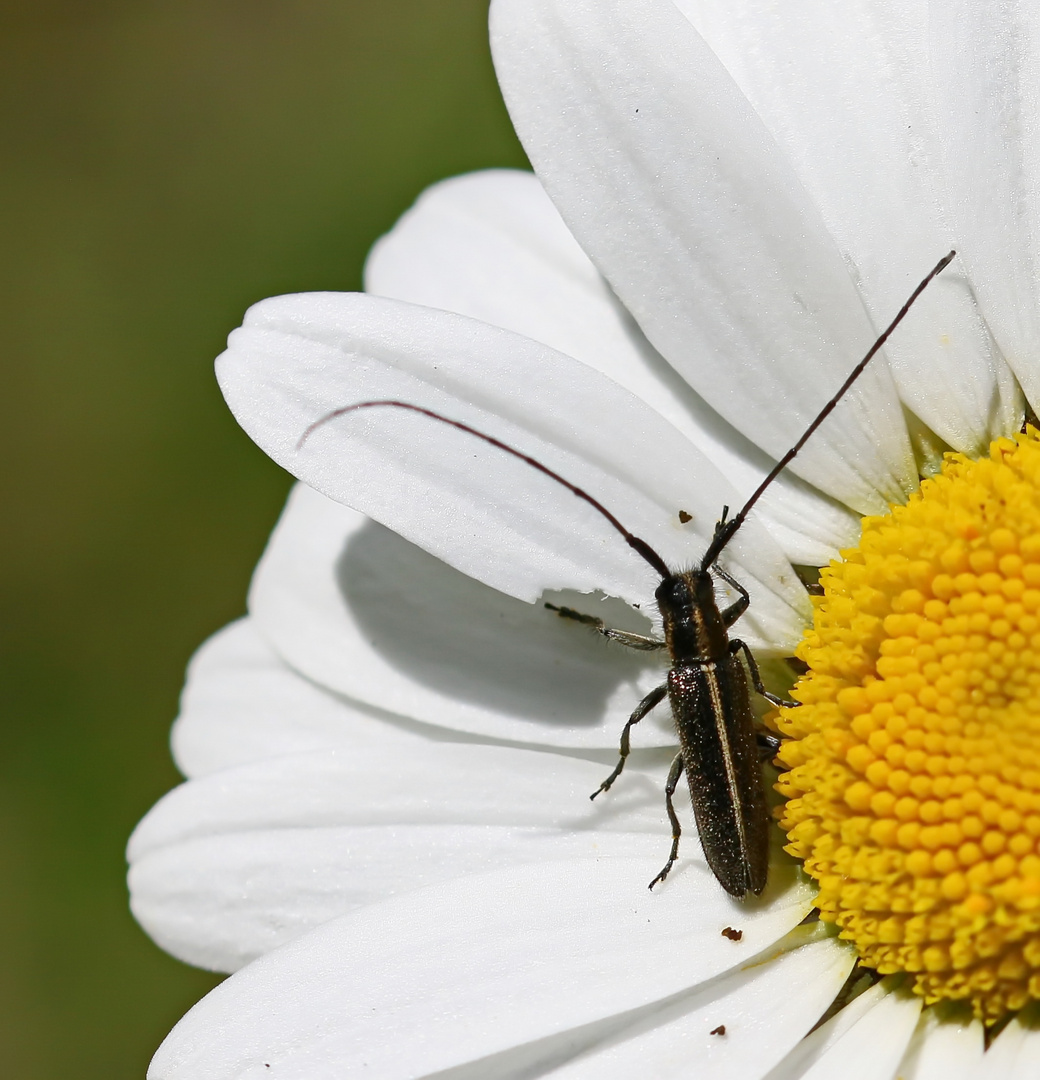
[776,428,1040,1023]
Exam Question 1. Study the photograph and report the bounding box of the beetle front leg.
[591,682,668,799]
[544,603,666,652]
[713,565,750,627]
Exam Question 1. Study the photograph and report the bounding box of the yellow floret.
[777,428,1040,1023]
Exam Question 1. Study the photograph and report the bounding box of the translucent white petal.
[250,484,805,748]
[929,2,1040,412]
[149,858,816,1080]
[763,979,921,1080]
[678,0,1022,453]
[366,167,860,564]
[971,1012,1040,1080]
[490,0,915,513]
[895,1006,984,1080]
[218,293,809,642]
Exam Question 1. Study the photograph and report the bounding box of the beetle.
[299,251,955,897]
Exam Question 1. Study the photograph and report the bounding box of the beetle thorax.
[655,570,728,663]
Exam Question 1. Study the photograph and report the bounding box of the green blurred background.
[0,2,526,1075]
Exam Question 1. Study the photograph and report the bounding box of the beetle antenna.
[700,249,956,570]
[297,400,673,579]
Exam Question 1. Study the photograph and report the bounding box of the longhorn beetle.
[298,251,955,898]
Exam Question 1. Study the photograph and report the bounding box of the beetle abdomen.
[668,656,770,896]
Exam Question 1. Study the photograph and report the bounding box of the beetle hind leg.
[648,752,685,890]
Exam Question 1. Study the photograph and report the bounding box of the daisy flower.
[131,0,1040,1075]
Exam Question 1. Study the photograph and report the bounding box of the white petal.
[170,619,418,778]
[546,928,854,1080]
[130,827,663,974]
[130,745,666,862]
[971,1012,1040,1080]
[136,704,797,973]
[217,292,809,641]
[490,0,915,513]
[366,167,860,564]
[929,3,1040,412]
[763,978,921,1080]
[678,0,1022,453]
[250,484,804,747]
[149,858,816,1080]
[895,1006,984,1080]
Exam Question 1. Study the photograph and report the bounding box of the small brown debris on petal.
[710,1025,726,1036]
[721,926,743,941]
[678,510,692,523]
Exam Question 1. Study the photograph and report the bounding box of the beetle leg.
[545,602,666,651]
[713,565,750,626]
[730,638,800,708]
[756,728,782,760]
[591,682,668,799]
[648,752,686,890]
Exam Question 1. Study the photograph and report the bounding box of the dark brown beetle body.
[657,570,769,895]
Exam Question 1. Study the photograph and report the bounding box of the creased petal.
[678,0,1022,454]
[762,978,921,1080]
[894,1006,984,1080]
[149,858,816,1080]
[366,167,860,564]
[491,0,915,514]
[929,3,1040,412]
[217,293,809,644]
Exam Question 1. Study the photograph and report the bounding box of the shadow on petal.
[337,517,662,729]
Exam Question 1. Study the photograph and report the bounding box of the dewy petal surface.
[677,0,1022,456]
[366,167,861,565]
[929,2,1040,412]
[217,292,808,641]
[490,0,916,514]
[149,859,817,1080]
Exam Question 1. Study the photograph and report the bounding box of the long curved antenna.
[699,249,957,570]
[297,400,673,580]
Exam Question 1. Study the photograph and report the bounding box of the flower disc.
[777,429,1040,1022]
